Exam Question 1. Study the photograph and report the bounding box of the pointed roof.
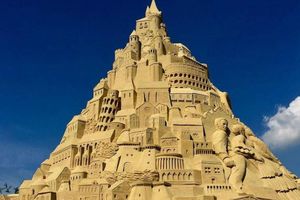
[149,0,161,15]
[130,30,137,36]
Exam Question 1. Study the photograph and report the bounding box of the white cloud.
[262,96,300,149]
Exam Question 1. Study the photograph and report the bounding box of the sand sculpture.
[17,0,300,199]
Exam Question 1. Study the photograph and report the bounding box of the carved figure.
[212,118,232,166]
[212,118,247,192]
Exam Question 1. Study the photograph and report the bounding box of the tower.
[154,34,165,56]
[147,48,157,65]
[147,48,163,82]
[129,30,141,60]
[96,90,120,131]
[146,0,162,32]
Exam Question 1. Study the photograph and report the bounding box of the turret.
[147,48,163,81]
[149,15,161,33]
[107,69,116,88]
[147,48,157,65]
[93,79,108,98]
[129,30,139,43]
[154,34,164,56]
[146,0,162,32]
[146,0,161,17]
[129,30,141,60]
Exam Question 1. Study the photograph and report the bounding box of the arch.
[172,172,177,180]
[187,172,192,180]
[183,172,188,180]
[167,172,172,180]
[178,172,183,180]
[123,162,132,172]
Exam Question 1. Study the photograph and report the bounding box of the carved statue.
[94,142,119,159]
[212,118,247,193]
[211,118,232,165]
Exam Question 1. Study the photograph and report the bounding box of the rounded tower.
[129,30,141,60]
[97,90,120,131]
[154,35,164,56]
[147,48,157,65]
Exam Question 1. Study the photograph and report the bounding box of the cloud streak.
[262,96,300,149]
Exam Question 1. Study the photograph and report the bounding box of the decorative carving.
[94,142,119,159]
[101,170,159,185]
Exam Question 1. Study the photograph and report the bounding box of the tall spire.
[149,0,161,15]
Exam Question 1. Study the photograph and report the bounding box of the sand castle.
[17,1,300,199]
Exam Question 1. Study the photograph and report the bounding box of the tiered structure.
[18,1,300,200]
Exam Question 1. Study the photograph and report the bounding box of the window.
[204,167,211,173]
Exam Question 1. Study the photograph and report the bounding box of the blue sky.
[0,0,300,187]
